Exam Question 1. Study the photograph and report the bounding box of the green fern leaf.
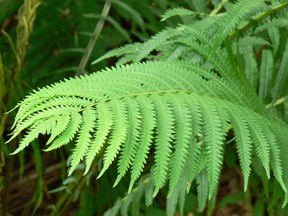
[114,98,141,187]
[198,95,225,198]
[197,170,209,212]
[161,7,201,21]
[9,106,80,142]
[152,95,174,196]
[84,103,113,175]
[268,27,280,56]
[243,46,258,88]
[129,96,155,192]
[168,94,192,197]
[45,112,82,151]
[272,42,288,100]
[178,174,187,216]
[264,126,286,192]
[98,99,128,178]
[212,0,264,53]
[259,50,273,103]
[228,106,252,190]
[185,141,202,192]
[69,106,96,175]
[9,60,288,207]
[46,114,71,145]
[243,109,271,179]
[91,43,141,65]
[133,28,179,62]
[11,117,57,155]
[167,179,180,216]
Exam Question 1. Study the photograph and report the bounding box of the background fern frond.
[161,7,202,21]
[211,0,265,52]
[197,169,209,212]
[272,41,288,101]
[258,50,273,103]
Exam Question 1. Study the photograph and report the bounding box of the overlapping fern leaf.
[9,60,288,200]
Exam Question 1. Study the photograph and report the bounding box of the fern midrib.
[229,2,288,41]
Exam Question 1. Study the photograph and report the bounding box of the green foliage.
[3,0,288,215]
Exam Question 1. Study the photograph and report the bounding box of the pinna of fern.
[8,60,288,206]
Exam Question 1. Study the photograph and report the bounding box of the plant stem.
[229,2,288,40]
[266,96,288,109]
[50,172,86,216]
[244,186,253,215]
[77,0,112,76]
[209,0,228,16]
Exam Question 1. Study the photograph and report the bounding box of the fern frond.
[255,18,288,33]
[272,41,288,101]
[243,46,258,88]
[9,61,288,206]
[198,94,225,197]
[69,106,96,175]
[152,95,174,196]
[159,45,186,61]
[98,99,128,178]
[268,27,280,56]
[240,36,270,47]
[167,179,180,216]
[129,96,155,192]
[46,114,71,145]
[132,28,180,62]
[45,112,82,151]
[228,106,252,190]
[197,170,209,212]
[84,103,113,175]
[11,117,57,155]
[161,7,201,21]
[177,37,270,116]
[212,0,265,53]
[9,106,81,142]
[114,98,141,186]
[258,50,273,103]
[91,43,142,65]
[168,95,192,197]
[242,108,271,178]
[264,126,286,192]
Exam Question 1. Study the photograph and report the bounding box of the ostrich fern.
[8,0,288,214]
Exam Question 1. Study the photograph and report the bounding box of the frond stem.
[209,0,229,16]
[76,0,112,76]
[229,2,288,41]
[266,96,288,109]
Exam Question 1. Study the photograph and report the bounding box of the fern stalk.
[77,0,111,75]
[229,2,288,41]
